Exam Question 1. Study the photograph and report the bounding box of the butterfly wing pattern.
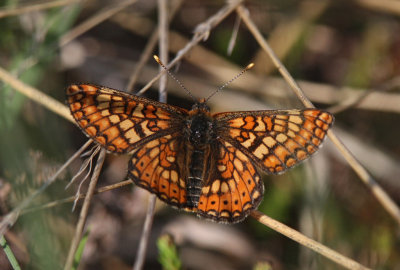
[66,84,187,153]
[215,109,334,174]
[127,133,189,209]
[67,84,334,223]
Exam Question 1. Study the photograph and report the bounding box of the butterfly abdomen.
[185,106,214,209]
[186,148,207,208]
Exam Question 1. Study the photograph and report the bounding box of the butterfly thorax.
[185,102,215,208]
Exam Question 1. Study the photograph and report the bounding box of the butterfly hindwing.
[196,140,264,223]
[127,133,190,209]
[215,109,334,174]
[66,84,188,154]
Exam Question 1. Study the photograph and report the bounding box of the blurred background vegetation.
[0,0,399,269]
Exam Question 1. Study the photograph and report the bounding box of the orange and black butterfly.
[66,83,333,223]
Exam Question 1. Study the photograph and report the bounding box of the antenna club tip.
[246,63,255,70]
[153,55,160,62]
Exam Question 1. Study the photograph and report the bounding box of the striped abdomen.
[186,147,208,208]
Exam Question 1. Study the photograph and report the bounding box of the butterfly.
[66,83,334,223]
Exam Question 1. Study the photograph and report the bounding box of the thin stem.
[0,0,79,19]
[0,140,93,236]
[133,1,169,269]
[1,236,21,270]
[64,148,106,270]
[136,0,244,96]
[21,180,133,215]
[251,210,371,270]
[59,0,138,47]
[0,65,73,123]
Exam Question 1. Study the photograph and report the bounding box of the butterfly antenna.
[153,55,197,102]
[205,62,254,102]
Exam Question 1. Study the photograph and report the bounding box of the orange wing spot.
[304,110,319,118]
[296,150,307,160]
[85,126,97,136]
[293,134,307,147]
[81,84,98,92]
[315,119,325,128]
[111,95,123,101]
[241,170,255,190]
[314,128,324,139]
[82,97,95,106]
[274,145,291,162]
[243,116,255,129]
[168,182,180,198]
[96,136,106,145]
[179,190,187,205]
[198,196,207,211]
[228,118,245,128]
[206,194,221,212]
[221,167,232,179]
[144,105,157,118]
[230,188,242,213]
[312,137,321,146]
[263,116,273,130]
[159,178,170,193]
[97,118,111,132]
[299,129,312,141]
[264,154,281,169]
[284,138,300,153]
[303,119,316,132]
[73,110,84,119]
[286,158,296,167]
[71,102,82,111]
[241,131,250,139]
[273,124,284,132]
[320,112,331,120]
[124,101,137,115]
[233,171,251,202]
[306,144,316,153]
[82,104,97,115]
[67,85,79,94]
[274,119,286,127]
[247,162,256,175]
[103,126,120,142]
[219,193,232,212]
[112,137,129,150]
[78,119,88,127]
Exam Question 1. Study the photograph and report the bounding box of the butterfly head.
[190,98,210,113]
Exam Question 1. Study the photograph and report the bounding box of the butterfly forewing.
[215,109,334,174]
[66,84,187,154]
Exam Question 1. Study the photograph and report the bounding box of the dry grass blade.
[20,180,133,215]
[0,139,92,236]
[227,14,241,56]
[0,66,73,122]
[136,0,244,96]
[65,144,99,190]
[328,77,400,114]
[72,146,101,211]
[133,1,169,269]
[126,0,183,93]
[59,0,138,47]
[356,0,400,16]
[236,4,400,226]
[0,0,79,19]
[250,211,371,270]
[64,148,106,270]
